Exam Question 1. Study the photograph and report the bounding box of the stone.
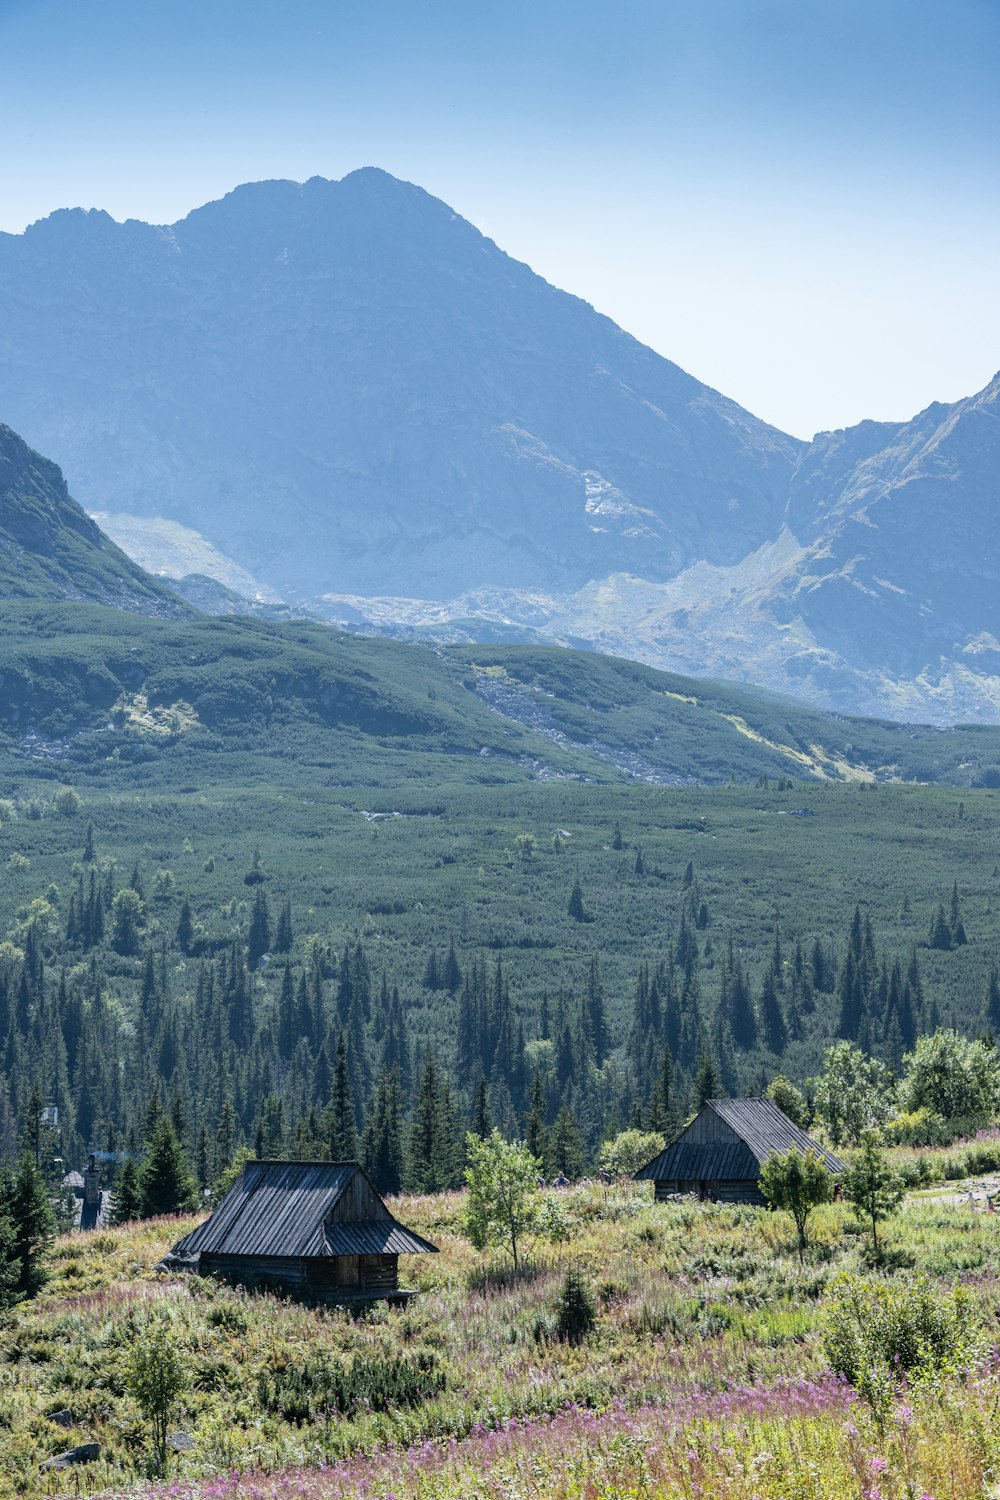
[41,1444,100,1470]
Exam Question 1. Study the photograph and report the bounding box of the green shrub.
[555,1266,597,1345]
[257,1352,445,1424]
[823,1273,983,1423]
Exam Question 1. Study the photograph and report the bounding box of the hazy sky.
[1,0,997,438]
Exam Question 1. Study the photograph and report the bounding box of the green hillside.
[5,603,1000,789]
[459,644,1000,786]
[0,597,998,1182]
[0,424,187,615]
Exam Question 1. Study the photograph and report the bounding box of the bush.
[257,1352,444,1424]
[52,787,81,816]
[598,1129,665,1179]
[823,1273,983,1422]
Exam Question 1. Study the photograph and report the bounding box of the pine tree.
[693,1046,722,1107]
[329,1032,358,1160]
[760,970,788,1054]
[247,888,272,966]
[175,899,194,954]
[82,821,96,863]
[1,1153,55,1298]
[110,1157,143,1224]
[139,1117,197,1218]
[567,878,587,923]
[362,1067,404,1195]
[471,1078,491,1139]
[274,899,294,954]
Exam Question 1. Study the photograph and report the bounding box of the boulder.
[41,1444,100,1470]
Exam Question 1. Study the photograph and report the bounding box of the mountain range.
[0,169,997,723]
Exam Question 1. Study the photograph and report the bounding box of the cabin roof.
[635,1098,844,1181]
[172,1160,438,1260]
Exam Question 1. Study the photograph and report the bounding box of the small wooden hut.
[635,1097,843,1205]
[169,1160,437,1298]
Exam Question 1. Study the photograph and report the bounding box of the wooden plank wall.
[654,1179,765,1205]
[329,1171,392,1223]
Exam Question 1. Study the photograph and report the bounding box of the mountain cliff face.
[0,170,997,721]
[0,171,798,599]
[0,423,188,615]
[784,376,1000,680]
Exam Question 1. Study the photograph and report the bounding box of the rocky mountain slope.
[0,171,798,602]
[0,171,997,721]
[0,423,187,616]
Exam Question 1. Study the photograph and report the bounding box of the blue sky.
[1,0,997,437]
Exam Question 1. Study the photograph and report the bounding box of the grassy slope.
[4,1179,1000,1497]
[0,426,186,615]
[458,642,1000,785]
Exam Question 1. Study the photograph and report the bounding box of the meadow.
[5,1173,1000,1499]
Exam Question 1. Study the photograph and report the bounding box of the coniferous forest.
[0,741,995,1196]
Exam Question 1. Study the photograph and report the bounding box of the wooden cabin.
[169,1160,437,1299]
[635,1097,844,1205]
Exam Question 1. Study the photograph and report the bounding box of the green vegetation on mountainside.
[5,602,1000,788]
[459,644,1000,786]
[0,427,186,616]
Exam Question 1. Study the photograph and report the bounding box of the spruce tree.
[760,970,788,1054]
[362,1067,404,1195]
[988,965,1000,1035]
[110,1157,143,1224]
[175,899,194,955]
[0,1206,20,1309]
[329,1032,358,1160]
[471,1078,491,1139]
[247,888,272,966]
[693,1046,722,1107]
[547,1100,585,1179]
[274,899,294,954]
[929,904,952,952]
[139,1117,197,1218]
[1,1153,55,1298]
[567,877,587,922]
[523,1071,548,1161]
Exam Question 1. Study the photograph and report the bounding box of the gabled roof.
[173,1160,438,1260]
[635,1097,844,1180]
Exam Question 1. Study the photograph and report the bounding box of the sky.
[0,0,998,438]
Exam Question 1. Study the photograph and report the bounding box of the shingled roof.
[173,1160,438,1261]
[635,1098,844,1181]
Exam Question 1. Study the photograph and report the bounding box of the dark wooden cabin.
[635,1097,844,1205]
[170,1160,437,1298]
